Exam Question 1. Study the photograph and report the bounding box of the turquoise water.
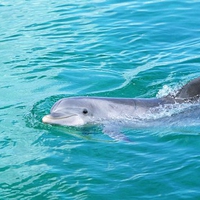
[1,0,200,199]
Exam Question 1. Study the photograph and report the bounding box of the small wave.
[146,103,194,120]
[156,85,179,98]
[25,95,64,129]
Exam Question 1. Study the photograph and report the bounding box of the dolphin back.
[175,77,200,99]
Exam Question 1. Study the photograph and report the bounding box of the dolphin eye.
[82,109,88,115]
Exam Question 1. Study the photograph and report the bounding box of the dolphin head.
[42,97,104,126]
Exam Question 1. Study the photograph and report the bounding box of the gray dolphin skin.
[42,77,200,141]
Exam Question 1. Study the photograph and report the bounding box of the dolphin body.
[42,77,200,141]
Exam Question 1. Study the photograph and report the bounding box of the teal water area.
[1,0,200,199]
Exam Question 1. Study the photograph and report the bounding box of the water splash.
[157,85,175,98]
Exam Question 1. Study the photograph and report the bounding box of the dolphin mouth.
[42,113,77,123]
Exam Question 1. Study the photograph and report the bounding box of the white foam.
[156,84,180,98]
[145,102,194,120]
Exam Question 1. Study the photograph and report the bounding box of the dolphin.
[42,77,200,141]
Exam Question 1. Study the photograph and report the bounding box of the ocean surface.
[1,0,200,199]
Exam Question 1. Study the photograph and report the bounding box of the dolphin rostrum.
[42,77,200,141]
